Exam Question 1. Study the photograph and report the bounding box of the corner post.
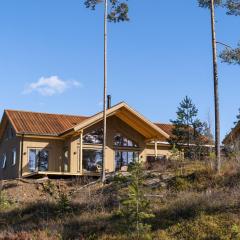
[154,140,158,160]
[79,131,83,174]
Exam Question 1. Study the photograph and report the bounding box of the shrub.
[42,180,58,197]
[56,192,72,217]
[0,190,11,210]
[168,176,192,192]
[116,161,154,239]
[166,214,239,240]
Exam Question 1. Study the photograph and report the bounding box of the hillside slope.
[1,160,240,240]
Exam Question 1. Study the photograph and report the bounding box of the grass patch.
[0,190,11,210]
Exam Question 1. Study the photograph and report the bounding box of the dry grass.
[1,159,240,239]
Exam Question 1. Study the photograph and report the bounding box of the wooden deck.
[22,171,101,178]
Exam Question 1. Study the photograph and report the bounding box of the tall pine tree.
[220,0,240,64]
[198,0,240,65]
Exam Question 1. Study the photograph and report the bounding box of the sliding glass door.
[82,149,102,172]
[115,151,139,171]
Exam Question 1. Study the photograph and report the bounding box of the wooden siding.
[0,122,20,180]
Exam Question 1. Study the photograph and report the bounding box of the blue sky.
[0,0,239,140]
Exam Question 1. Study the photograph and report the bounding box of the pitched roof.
[155,123,174,137]
[4,110,89,136]
[1,107,172,139]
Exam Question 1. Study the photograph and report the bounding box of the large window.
[115,151,139,171]
[11,148,17,166]
[0,153,7,169]
[82,149,102,172]
[29,149,49,172]
[83,128,103,144]
[114,133,139,148]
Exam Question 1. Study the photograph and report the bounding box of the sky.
[0,0,239,140]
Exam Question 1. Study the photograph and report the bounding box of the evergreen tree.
[84,0,130,181]
[234,108,240,125]
[84,0,129,22]
[220,44,240,65]
[198,0,222,171]
[170,96,208,159]
[202,121,214,143]
[116,160,154,239]
[219,0,240,65]
[198,0,240,65]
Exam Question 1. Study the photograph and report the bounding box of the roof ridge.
[5,109,89,118]
[4,102,127,119]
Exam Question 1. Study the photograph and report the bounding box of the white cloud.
[23,76,81,96]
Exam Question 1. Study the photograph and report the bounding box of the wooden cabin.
[0,102,174,180]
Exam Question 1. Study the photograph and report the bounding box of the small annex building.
[0,102,175,180]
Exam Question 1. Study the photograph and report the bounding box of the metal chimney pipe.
[107,95,111,109]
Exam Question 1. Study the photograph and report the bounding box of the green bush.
[231,224,240,240]
[0,191,11,210]
[42,180,57,196]
[168,176,192,192]
[56,192,72,217]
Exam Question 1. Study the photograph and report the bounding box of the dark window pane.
[115,151,139,171]
[83,128,103,144]
[29,149,49,172]
[38,150,49,171]
[114,133,139,148]
[83,149,102,172]
[29,149,37,172]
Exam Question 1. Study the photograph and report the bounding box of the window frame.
[115,151,139,171]
[28,148,49,172]
[11,148,17,166]
[83,128,104,145]
[82,149,103,172]
[8,127,14,140]
[1,153,7,169]
[114,133,139,148]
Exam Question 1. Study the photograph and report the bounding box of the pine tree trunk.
[102,0,108,182]
[210,0,221,173]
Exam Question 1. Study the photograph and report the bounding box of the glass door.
[28,149,49,172]
[115,151,139,171]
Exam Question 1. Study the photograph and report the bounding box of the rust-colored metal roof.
[155,123,174,137]
[2,109,173,138]
[5,110,89,136]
